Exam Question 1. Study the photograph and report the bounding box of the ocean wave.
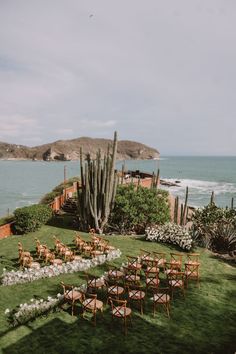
[161,178,236,197]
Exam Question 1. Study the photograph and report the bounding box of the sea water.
[0,157,236,217]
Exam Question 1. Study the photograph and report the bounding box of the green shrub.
[40,177,80,205]
[0,215,15,226]
[14,204,53,234]
[108,185,170,234]
[192,203,236,253]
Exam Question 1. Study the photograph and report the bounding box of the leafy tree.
[108,184,170,234]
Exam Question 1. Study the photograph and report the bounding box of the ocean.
[0,156,236,217]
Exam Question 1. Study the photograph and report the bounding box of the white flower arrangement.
[5,274,107,327]
[1,249,122,286]
[145,223,193,251]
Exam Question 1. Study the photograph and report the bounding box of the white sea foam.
[161,178,236,207]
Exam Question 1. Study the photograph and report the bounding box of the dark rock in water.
[175,180,181,184]
[160,179,180,187]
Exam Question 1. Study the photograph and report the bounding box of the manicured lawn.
[0,225,235,354]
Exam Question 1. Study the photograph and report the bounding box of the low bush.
[40,177,80,205]
[14,204,53,234]
[108,184,170,234]
[146,223,193,251]
[192,203,236,253]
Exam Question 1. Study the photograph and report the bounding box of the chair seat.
[185,261,200,266]
[30,262,40,269]
[125,275,140,282]
[169,280,184,287]
[108,270,124,278]
[65,290,82,301]
[141,256,153,261]
[185,271,198,277]
[91,250,104,256]
[165,269,178,275]
[156,258,166,266]
[170,260,181,266]
[129,290,145,300]
[89,279,104,288]
[128,264,142,270]
[51,258,63,266]
[147,266,159,273]
[146,278,159,286]
[73,255,82,261]
[83,298,103,310]
[112,306,132,317]
[153,293,170,303]
[108,286,124,296]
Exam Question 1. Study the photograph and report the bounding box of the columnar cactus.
[77,131,118,234]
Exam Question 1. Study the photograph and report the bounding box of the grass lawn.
[0,225,235,354]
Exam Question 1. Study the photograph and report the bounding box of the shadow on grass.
[210,254,236,268]
[2,285,236,354]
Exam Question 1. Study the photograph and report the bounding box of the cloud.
[0,0,235,154]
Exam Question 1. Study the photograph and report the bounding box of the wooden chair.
[152,287,170,317]
[145,259,160,274]
[184,263,200,288]
[153,251,167,269]
[109,297,132,335]
[105,279,125,302]
[144,267,160,292]
[185,253,200,265]
[167,272,185,299]
[108,267,124,282]
[60,282,82,316]
[81,293,103,326]
[127,285,145,315]
[127,255,142,272]
[164,262,179,277]
[139,249,153,268]
[123,267,140,287]
[86,275,105,293]
[170,253,183,271]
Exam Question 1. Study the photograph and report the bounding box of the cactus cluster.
[174,186,189,226]
[77,131,118,234]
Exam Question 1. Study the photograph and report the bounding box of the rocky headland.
[0,137,160,161]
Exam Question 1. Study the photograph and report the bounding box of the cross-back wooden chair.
[170,253,183,271]
[108,266,124,282]
[81,293,103,326]
[127,284,146,315]
[185,253,200,265]
[60,281,82,316]
[105,279,125,303]
[164,262,179,278]
[123,266,140,287]
[167,271,185,299]
[144,267,160,292]
[109,297,132,335]
[145,259,160,274]
[152,287,171,317]
[152,251,167,269]
[139,249,153,268]
[184,262,200,288]
[86,275,105,293]
[126,255,142,272]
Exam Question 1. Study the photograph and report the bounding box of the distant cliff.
[0,137,160,161]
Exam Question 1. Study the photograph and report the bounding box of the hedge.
[14,204,53,234]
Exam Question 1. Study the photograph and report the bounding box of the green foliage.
[14,204,53,234]
[192,203,236,253]
[40,177,80,205]
[108,184,170,234]
[0,215,14,226]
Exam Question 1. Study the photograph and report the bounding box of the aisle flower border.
[1,249,122,286]
[4,260,127,327]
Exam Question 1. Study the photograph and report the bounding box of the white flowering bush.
[146,223,193,251]
[1,249,122,286]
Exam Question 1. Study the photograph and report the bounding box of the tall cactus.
[174,196,179,224]
[78,131,118,234]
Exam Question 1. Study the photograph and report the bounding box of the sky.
[0,0,236,156]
